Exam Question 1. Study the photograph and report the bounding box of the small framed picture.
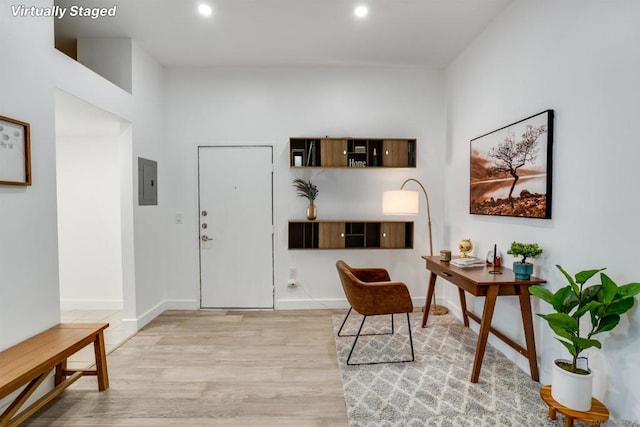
[0,115,31,186]
[291,149,305,167]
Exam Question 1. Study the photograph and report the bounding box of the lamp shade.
[382,190,419,215]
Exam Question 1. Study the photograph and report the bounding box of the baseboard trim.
[120,297,443,328]
[275,297,432,311]
[276,298,349,310]
[164,299,200,310]
[121,299,199,331]
[60,299,123,311]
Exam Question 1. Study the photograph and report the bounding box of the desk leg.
[519,288,540,381]
[93,330,110,391]
[471,285,499,383]
[458,288,469,327]
[421,272,437,328]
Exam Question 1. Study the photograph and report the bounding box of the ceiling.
[54,0,512,68]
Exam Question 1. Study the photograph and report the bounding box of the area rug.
[333,312,630,427]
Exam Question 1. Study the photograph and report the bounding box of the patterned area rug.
[333,312,630,427]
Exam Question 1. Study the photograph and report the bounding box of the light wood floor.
[61,309,134,369]
[25,310,349,426]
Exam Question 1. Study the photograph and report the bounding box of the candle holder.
[489,244,503,275]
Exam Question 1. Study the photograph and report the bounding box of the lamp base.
[422,304,449,315]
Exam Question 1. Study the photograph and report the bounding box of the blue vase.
[513,262,533,280]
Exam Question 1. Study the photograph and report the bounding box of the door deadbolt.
[201,210,208,216]
[201,223,208,229]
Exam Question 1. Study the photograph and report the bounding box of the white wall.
[0,0,59,347]
[55,41,168,329]
[445,0,640,422]
[129,42,169,325]
[77,37,132,93]
[56,135,123,310]
[164,67,446,309]
[0,0,60,411]
[54,52,138,327]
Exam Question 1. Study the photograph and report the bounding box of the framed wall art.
[470,109,553,219]
[0,115,31,186]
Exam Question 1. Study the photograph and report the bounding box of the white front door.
[198,146,274,309]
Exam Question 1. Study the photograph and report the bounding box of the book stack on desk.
[450,257,485,268]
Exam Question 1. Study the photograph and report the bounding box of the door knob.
[201,235,211,242]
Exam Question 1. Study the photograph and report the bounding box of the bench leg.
[55,360,67,386]
[93,330,109,391]
[0,373,47,425]
[548,406,557,420]
[564,416,574,427]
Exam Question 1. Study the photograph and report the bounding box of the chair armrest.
[350,268,391,282]
[351,281,413,316]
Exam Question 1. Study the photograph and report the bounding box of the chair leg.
[338,307,393,337]
[346,315,368,365]
[337,307,353,337]
[406,312,415,362]
[391,313,395,334]
[345,313,415,366]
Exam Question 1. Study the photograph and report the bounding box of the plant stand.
[540,385,609,427]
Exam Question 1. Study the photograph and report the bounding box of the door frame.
[196,145,275,309]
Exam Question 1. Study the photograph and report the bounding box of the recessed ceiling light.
[354,5,368,18]
[198,3,213,17]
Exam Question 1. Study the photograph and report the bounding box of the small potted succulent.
[292,178,319,220]
[529,265,640,411]
[507,241,543,280]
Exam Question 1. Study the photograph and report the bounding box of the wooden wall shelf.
[288,220,413,249]
[289,137,416,168]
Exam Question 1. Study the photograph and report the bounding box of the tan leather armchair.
[336,260,415,365]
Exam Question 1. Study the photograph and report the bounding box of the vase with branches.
[292,178,319,220]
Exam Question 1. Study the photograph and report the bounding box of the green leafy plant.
[507,241,543,264]
[529,265,640,373]
[292,178,318,201]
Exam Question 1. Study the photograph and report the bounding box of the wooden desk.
[421,256,545,383]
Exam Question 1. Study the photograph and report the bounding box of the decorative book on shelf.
[450,257,486,268]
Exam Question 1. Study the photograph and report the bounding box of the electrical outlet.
[288,267,298,287]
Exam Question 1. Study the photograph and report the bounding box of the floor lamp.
[382,178,449,315]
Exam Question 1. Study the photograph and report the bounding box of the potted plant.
[529,265,640,411]
[507,241,543,280]
[292,178,319,220]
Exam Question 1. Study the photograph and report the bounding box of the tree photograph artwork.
[470,110,553,219]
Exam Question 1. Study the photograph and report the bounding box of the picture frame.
[0,115,31,186]
[470,109,553,219]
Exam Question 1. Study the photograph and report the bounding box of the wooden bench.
[0,323,110,426]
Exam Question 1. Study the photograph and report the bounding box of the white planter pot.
[551,359,593,411]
